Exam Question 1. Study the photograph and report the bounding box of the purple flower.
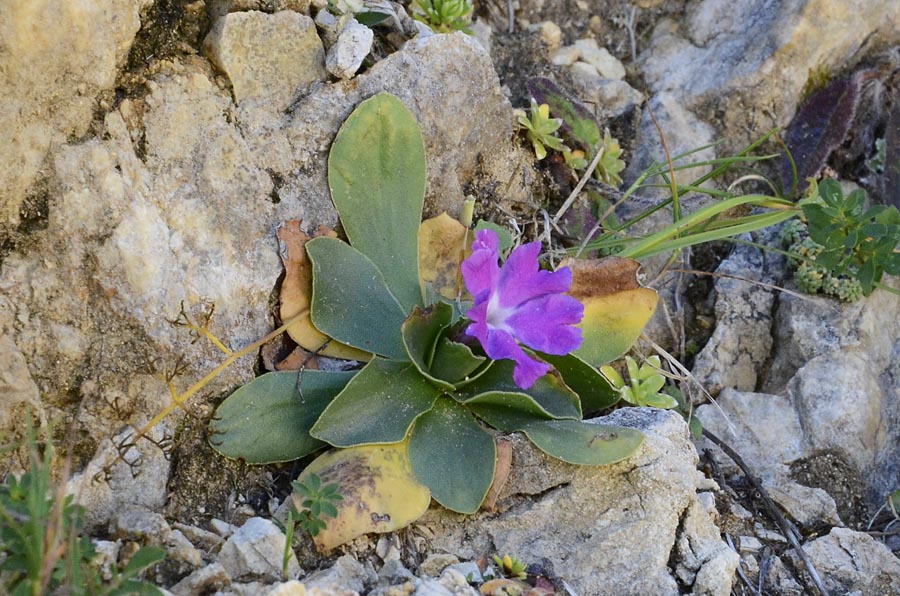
[461,229,584,389]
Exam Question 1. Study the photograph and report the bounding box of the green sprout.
[290,473,343,537]
[515,99,566,160]
[411,0,474,34]
[492,554,527,580]
[594,129,626,187]
[601,356,677,409]
[0,419,165,596]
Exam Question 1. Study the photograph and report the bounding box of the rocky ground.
[2,0,900,594]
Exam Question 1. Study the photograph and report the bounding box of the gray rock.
[111,508,172,544]
[691,232,784,396]
[326,18,374,80]
[445,561,482,584]
[262,580,311,595]
[204,11,327,111]
[787,527,900,596]
[217,517,300,582]
[418,553,459,577]
[0,0,143,227]
[166,529,204,568]
[378,558,415,585]
[0,334,45,459]
[303,554,375,592]
[92,540,120,582]
[69,425,172,531]
[171,562,231,596]
[420,408,735,596]
[638,0,900,138]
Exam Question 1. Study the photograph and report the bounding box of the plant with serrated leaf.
[526,77,627,187]
[209,93,659,551]
[0,419,165,596]
[411,0,473,33]
[290,473,343,537]
[515,99,567,160]
[799,179,900,296]
[601,356,677,409]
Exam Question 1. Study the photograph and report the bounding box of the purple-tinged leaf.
[881,99,900,210]
[527,77,601,150]
[781,73,874,195]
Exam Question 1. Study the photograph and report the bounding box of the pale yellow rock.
[0,0,145,226]
[265,581,307,596]
[203,11,326,111]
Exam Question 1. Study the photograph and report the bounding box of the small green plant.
[798,179,900,296]
[601,356,677,409]
[515,100,566,161]
[492,554,527,580]
[0,420,165,596]
[411,0,474,33]
[594,129,626,187]
[290,473,343,537]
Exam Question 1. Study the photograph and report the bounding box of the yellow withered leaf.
[295,441,432,551]
[277,220,370,361]
[561,256,658,366]
[418,213,471,301]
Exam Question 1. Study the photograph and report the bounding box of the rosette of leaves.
[210,93,658,550]
[412,0,474,33]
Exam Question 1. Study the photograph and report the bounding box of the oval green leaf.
[521,420,644,466]
[310,358,441,447]
[328,93,426,312]
[401,302,455,391]
[455,359,581,420]
[210,371,351,464]
[409,397,496,514]
[306,236,408,359]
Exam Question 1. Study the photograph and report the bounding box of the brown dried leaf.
[481,436,513,512]
[274,346,319,371]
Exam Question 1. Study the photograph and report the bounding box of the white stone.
[326,18,374,80]
[573,38,626,80]
[550,45,580,66]
[217,517,300,582]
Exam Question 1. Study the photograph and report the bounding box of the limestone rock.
[111,508,172,544]
[326,18,374,80]
[217,517,300,582]
[420,408,735,595]
[638,0,900,140]
[691,232,784,396]
[302,554,375,593]
[0,0,144,227]
[204,10,326,111]
[788,527,900,595]
[171,563,232,596]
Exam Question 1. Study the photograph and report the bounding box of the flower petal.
[497,243,573,308]
[461,230,500,298]
[506,294,584,355]
[466,324,550,389]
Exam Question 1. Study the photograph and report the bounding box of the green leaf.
[121,546,166,576]
[328,93,426,312]
[465,392,555,430]
[430,338,486,385]
[401,303,455,391]
[210,371,351,464]
[306,236,408,359]
[409,397,496,514]
[520,420,644,465]
[107,581,166,596]
[818,179,843,207]
[538,353,619,416]
[311,359,441,447]
[455,359,581,420]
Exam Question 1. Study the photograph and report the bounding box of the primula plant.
[210,94,659,550]
[411,0,474,34]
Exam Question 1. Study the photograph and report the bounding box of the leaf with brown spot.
[562,256,658,366]
[481,436,512,512]
[294,441,431,551]
[418,213,471,301]
[277,220,371,361]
